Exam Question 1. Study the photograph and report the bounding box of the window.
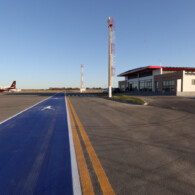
[139,79,152,91]
[139,71,152,78]
[129,81,138,91]
[192,79,195,85]
[155,81,159,91]
[128,74,138,79]
[162,80,175,92]
[185,71,195,75]
[121,84,125,89]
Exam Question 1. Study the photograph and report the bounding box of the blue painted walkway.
[0,93,73,195]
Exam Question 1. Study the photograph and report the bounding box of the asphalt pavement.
[0,92,195,194]
[0,92,55,123]
[137,95,195,115]
[69,95,195,195]
[0,93,78,194]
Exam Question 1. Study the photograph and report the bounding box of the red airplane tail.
[10,81,16,89]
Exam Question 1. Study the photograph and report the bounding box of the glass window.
[155,81,159,91]
[185,71,195,75]
[128,74,138,79]
[121,84,125,89]
[192,79,195,85]
[139,71,152,78]
[162,80,175,92]
[139,79,152,91]
[129,81,138,91]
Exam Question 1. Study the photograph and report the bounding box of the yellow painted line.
[67,97,94,195]
[67,98,115,195]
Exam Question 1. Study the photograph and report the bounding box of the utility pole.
[108,16,112,98]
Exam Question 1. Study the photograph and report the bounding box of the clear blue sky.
[0,0,195,89]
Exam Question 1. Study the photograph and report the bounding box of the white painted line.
[65,94,82,195]
[41,105,55,111]
[0,94,57,125]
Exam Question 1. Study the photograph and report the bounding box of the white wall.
[153,69,161,76]
[177,92,195,96]
[177,79,181,92]
[182,71,195,92]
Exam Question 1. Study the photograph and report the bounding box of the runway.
[0,92,195,194]
[0,93,79,194]
[0,92,56,123]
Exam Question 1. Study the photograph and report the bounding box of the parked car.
[103,88,108,93]
[103,88,120,93]
[113,88,120,93]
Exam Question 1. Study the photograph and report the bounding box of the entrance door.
[129,84,133,91]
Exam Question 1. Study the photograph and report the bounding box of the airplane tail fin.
[11,81,16,89]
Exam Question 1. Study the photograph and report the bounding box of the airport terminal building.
[118,66,195,96]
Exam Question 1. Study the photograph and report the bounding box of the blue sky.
[0,0,195,89]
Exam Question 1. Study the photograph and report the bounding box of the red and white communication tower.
[81,64,83,88]
[80,64,86,93]
[111,18,116,77]
[108,16,115,98]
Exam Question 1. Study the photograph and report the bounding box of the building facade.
[118,66,195,96]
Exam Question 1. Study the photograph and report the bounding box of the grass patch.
[95,94,145,105]
[111,95,145,105]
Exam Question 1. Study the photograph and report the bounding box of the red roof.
[118,66,162,76]
[162,67,195,71]
[118,66,195,77]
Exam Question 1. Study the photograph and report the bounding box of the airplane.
[0,81,21,92]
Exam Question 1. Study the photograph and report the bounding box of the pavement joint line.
[67,97,115,195]
[0,93,58,125]
[67,97,95,195]
[65,94,82,195]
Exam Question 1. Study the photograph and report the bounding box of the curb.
[95,95,147,106]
